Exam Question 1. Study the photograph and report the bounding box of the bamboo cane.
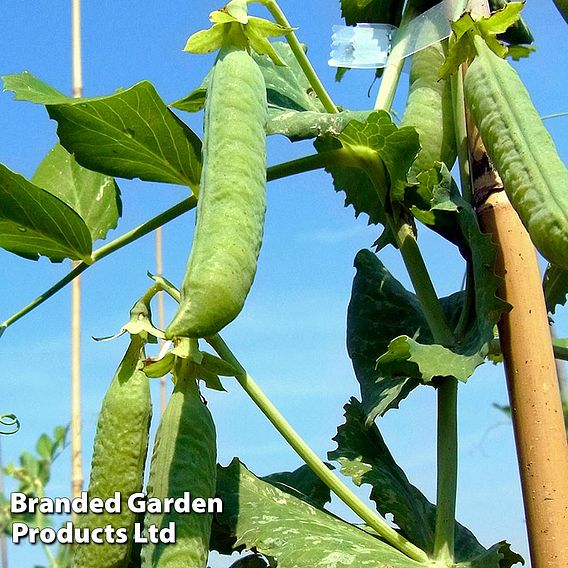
[465,4,568,560]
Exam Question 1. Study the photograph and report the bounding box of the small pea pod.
[74,334,152,568]
[166,47,267,339]
[401,40,457,178]
[142,358,217,567]
[465,36,568,269]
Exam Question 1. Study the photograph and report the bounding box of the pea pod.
[74,335,152,568]
[142,359,217,567]
[166,47,267,339]
[465,36,568,269]
[401,40,456,178]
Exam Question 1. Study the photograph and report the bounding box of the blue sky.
[0,1,566,567]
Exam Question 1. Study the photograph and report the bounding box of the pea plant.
[1,0,567,567]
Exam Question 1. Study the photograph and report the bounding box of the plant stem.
[267,148,354,181]
[489,337,568,363]
[207,334,430,564]
[0,196,197,335]
[364,156,457,561]
[433,378,458,562]
[374,54,405,112]
[1,147,342,335]
[258,0,338,113]
[373,0,429,112]
[365,157,455,345]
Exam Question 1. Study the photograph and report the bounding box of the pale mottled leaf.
[263,463,332,510]
[216,458,425,568]
[32,144,121,242]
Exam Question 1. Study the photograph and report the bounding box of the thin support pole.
[70,0,84,513]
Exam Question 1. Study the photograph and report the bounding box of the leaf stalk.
[257,0,338,113]
[207,334,430,564]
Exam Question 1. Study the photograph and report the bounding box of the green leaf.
[184,23,227,53]
[543,264,568,315]
[329,399,482,559]
[347,250,424,422]
[32,144,121,242]
[35,434,53,461]
[2,71,69,104]
[477,2,525,37]
[316,135,387,226]
[0,164,92,262]
[338,111,420,204]
[488,0,534,45]
[262,463,332,510]
[376,335,484,383]
[406,165,469,257]
[442,3,528,79]
[170,86,207,113]
[340,0,404,26]
[4,74,202,191]
[406,164,509,356]
[267,108,372,141]
[216,458,424,567]
[347,249,465,422]
[315,111,420,225]
[329,399,524,567]
[253,42,325,114]
[200,352,237,377]
[247,17,292,38]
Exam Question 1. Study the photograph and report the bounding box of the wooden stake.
[477,190,568,567]
[463,28,568,563]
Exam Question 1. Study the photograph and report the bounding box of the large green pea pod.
[166,47,267,339]
[401,40,457,178]
[74,334,152,568]
[142,359,217,567]
[465,36,568,269]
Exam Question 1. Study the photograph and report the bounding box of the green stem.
[365,155,457,561]
[453,68,475,340]
[374,56,405,112]
[541,111,568,121]
[207,334,430,564]
[258,0,338,113]
[433,378,458,562]
[451,71,471,203]
[365,157,455,345]
[489,337,568,362]
[1,147,345,336]
[267,148,356,181]
[0,196,197,336]
[373,0,428,112]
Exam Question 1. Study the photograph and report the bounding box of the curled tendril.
[0,414,20,435]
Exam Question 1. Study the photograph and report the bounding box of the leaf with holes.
[329,399,524,567]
